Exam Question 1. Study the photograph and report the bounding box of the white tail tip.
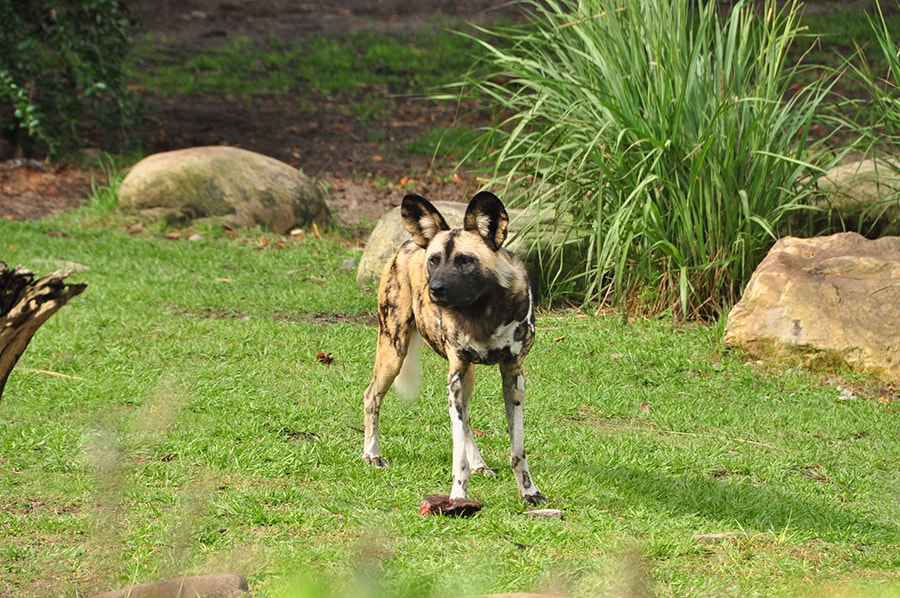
[393,331,422,400]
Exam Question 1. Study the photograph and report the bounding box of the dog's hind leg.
[501,361,545,505]
[363,324,413,469]
[392,330,422,400]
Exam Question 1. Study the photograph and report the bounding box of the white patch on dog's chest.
[456,318,528,361]
[456,289,534,362]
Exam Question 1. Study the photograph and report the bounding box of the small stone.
[836,386,858,401]
[523,508,562,519]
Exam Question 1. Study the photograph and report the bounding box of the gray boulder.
[118,146,330,233]
[356,200,578,288]
[724,232,900,382]
[817,158,900,235]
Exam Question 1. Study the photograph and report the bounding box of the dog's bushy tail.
[393,330,422,400]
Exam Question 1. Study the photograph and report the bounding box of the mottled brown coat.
[363,192,545,505]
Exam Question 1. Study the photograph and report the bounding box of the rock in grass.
[724,232,900,382]
[419,494,483,517]
[91,573,249,598]
[816,158,900,236]
[523,508,563,519]
[118,146,330,233]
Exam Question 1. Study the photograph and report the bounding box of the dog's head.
[401,191,515,308]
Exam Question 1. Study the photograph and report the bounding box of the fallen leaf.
[316,351,334,365]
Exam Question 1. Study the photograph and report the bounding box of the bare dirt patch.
[0,161,95,222]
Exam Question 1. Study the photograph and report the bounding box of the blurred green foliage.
[0,0,135,157]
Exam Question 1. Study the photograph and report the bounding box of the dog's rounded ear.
[402,194,450,247]
[464,191,508,250]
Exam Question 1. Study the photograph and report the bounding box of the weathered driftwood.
[0,261,86,399]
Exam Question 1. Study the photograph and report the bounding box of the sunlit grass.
[127,29,490,98]
[1,195,898,596]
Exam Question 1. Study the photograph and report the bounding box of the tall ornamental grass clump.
[861,1,900,143]
[845,0,900,236]
[469,0,845,318]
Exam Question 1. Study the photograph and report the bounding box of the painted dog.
[363,191,545,505]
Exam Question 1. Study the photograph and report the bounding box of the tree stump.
[0,261,86,399]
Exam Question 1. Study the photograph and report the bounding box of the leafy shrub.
[467,0,847,319]
[0,0,134,157]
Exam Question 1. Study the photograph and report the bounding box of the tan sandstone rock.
[118,146,330,233]
[724,232,900,382]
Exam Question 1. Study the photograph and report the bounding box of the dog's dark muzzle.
[428,278,453,306]
[429,274,478,308]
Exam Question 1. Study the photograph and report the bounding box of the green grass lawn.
[2,6,899,596]
[127,28,488,98]
[0,199,898,597]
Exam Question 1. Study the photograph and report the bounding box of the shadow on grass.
[574,465,898,543]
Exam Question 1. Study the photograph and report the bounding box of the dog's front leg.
[363,378,388,468]
[501,361,545,505]
[447,362,475,500]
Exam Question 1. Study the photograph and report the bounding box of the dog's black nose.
[429,280,447,301]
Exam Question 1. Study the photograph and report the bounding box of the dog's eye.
[455,254,475,267]
[428,254,441,266]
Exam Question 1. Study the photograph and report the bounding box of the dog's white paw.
[523,491,547,506]
[473,465,497,477]
[364,454,388,469]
